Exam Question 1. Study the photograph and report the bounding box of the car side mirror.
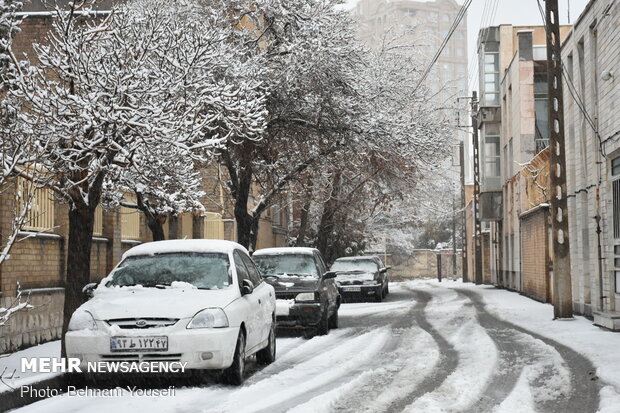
[323,271,337,279]
[241,279,254,295]
[82,282,98,298]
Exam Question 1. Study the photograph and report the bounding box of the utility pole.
[452,189,457,280]
[471,91,483,285]
[460,142,468,282]
[545,0,573,318]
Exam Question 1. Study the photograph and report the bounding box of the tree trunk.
[316,172,341,260]
[61,204,96,357]
[296,198,312,247]
[136,191,165,241]
[145,213,165,241]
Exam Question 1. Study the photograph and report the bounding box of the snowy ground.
[3,280,620,413]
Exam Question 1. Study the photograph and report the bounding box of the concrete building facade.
[473,24,570,302]
[562,0,620,328]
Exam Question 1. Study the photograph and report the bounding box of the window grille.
[17,178,55,231]
[121,193,140,239]
[203,212,224,240]
[93,205,103,237]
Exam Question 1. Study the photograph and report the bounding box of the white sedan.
[65,239,276,385]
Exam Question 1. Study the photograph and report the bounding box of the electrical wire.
[535,0,604,156]
[412,0,472,95]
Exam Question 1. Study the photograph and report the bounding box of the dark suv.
[252,247,340,338]
[330,256,390,302]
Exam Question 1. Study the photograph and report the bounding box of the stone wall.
[0,288,64,354]
[387,249,463,280]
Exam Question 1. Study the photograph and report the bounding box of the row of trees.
[0,0,453,352]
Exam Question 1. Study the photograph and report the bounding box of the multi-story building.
[352,0,469,266]
[352,0,468,107]
[472,24,570,296]
[562,0,620,329]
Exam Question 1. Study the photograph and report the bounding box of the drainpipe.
[595,187,605,311]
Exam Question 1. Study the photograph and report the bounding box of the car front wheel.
[222,331,246,385]
[256,322,276,365]
[328,309,338,329]
[317,308,330,336]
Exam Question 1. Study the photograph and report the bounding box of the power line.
[535,0,603,156]
[412,0,472,95]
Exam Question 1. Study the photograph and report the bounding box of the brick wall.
[520,207,550,302]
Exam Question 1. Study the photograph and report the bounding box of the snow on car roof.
[252,247,318,256]
[122,239,247,259]
[335,255,379,261]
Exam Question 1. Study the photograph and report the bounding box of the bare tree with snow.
[3,0,265,355]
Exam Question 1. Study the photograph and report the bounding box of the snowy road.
[10,282,602,413]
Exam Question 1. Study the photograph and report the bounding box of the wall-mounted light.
[601,70,614,81]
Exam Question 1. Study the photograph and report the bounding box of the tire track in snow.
[455,288,600,413]
[202,328,392,413]
[299,289,442,413]
[382,289,460,413]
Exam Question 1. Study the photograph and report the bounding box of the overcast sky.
[344,0,590,91]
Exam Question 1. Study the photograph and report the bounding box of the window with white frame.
[612,156,620,293]
[482,42,500,106]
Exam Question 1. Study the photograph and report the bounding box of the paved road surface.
[11,282,600,413]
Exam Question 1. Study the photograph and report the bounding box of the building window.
[428,11,438,21]
[403,8,416,17]
[204,212,224,240]
[272,201,282,227]
[484,134,501,178]
[456,31,465,40]
[457,47,464,57]
[612,157,620,239]
[17,178,55,231]
[443,13,450,22]
[93,205,103,237]
[121,193,140,240]
[534,72,549,153]
[483,52,500,105]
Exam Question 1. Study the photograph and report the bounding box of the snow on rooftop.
[253,247,318,256]
[122,239,246,259]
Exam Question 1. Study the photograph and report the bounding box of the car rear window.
[107,252,231,289]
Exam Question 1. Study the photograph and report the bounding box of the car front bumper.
[66,325,240,371]
[338,284,382,299]
[275,301,323,328]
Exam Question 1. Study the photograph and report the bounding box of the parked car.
[66,239,276,385]
[330,256,390,302]
[252,247,340,338]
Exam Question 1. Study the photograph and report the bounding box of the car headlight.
[68,310,97,331]
[187,308,229,329]
[363,280,379,285]
[295,292,318,302]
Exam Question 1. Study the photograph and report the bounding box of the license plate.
[342,286,361,292]
[110,336,168,352]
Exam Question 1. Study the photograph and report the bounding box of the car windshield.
[253,254,319,278]
[107,252,231,289]
[331,259,378,273]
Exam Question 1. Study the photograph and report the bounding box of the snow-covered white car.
[65,239,276,385]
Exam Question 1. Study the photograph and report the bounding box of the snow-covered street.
[4,280,618,413]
